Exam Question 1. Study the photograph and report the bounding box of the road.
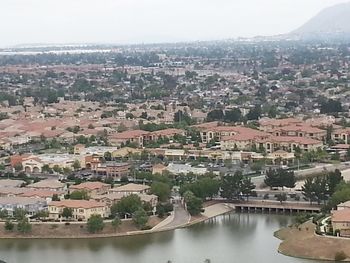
[252,162,350,189]
[159,203,190,230]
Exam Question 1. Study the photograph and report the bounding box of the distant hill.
[292,2,350,39]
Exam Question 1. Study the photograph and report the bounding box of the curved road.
[160,203,190,229]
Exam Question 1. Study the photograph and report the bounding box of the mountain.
[292,2,350,39]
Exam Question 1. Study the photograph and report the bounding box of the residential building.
[48,200,109,220]
[70,182,111,196]
[109,183,150,195]
[0,197,47,216]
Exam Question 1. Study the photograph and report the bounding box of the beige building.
[109,183,150,195]
[48,200,109,220]
[28,179,66,192]
[70,182,111,197]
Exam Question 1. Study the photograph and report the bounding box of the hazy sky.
[1,0,349,47]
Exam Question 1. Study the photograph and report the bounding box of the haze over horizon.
[2,0,349,47]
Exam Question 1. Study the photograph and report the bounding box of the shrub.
[17,218,32,234]
[335,251,347,261]
[4,220,14,231]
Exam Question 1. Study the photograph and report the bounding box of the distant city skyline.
[1,0,349,47]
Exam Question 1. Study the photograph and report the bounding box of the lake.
[0,213,315,263]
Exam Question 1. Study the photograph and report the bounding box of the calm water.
[0,213,314,263]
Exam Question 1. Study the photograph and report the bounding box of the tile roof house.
[48,200,109,220]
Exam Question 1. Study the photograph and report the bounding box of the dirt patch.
[276,221,350,261]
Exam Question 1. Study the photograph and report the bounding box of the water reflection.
[0,213,315,263]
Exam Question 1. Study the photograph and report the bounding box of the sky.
[0,0,349,47]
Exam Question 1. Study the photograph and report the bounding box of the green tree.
[221,171,244,200]
[0,209,8,219]
[151,182,171,202]
[183,191,203,216]
[70,190,89,200]
[241,177,256,201]
[17,218,32,234]
[302,178,316,204]
[72,160,81,171]
[206,109,224,122]
[52,194,60,201]
[276,193,287,204]
[13,208,26,221]
[112,194,143,218]
[61,207,73,219]
[132,208,149,228]
[4,220,14,231]
[87,214,104,233]
[111,216,121,231]
[327,169,343,195]
[104,151,112,161]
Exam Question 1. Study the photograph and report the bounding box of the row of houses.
[0,180,157,221]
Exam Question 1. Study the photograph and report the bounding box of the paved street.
[159,203,190,230]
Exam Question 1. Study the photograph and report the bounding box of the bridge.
[232,200,321,213]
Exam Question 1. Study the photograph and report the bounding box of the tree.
[13,208,26,221]
[174,110,192,125]
[221,171,244,200]
[112,194,143,218]
[264,168,295,189]
[320,99,342,114]
[14,163,23,172]
[52,165,62,174]
[302,178,316,204]
[87,214,104,233]
[52,194,60,201]
[327,169,343,195]
[183,191,203,216]
[0,209,8,219]
[180,178,220,200]
[246,105,261,120]
[224,109,242,123]
[104,151,112,161]
[241,177,256,201]
[327,182,350,210]
[111,217,121,231]
[72,160,81,171]
[206,109,224,122]
[41,164,52,174]
[17,218,32,234]
[151,182,171,202]
[276,193,287,204]
[61,207,73,219]
[132,208,149,228]
[70,190,89,200]
[4,220,14,231]
[35,210,49,220]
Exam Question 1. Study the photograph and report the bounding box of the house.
[70,182,111,196]
[20,190,65,202]
[109,130,150,147]
[109,183,150,195]
[93,193,158,209]
[0,197,47,217]
[152,163,167,174]
[332,209,350,235]
[27,179,66,192]
[48,200,109,220]
[0,187,31,197]
[94,162,130,179]
[0,179,25,188]
[332,128,350,144]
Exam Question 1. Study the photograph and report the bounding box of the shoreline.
[0,203,234,240]
[275,221,350,262]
